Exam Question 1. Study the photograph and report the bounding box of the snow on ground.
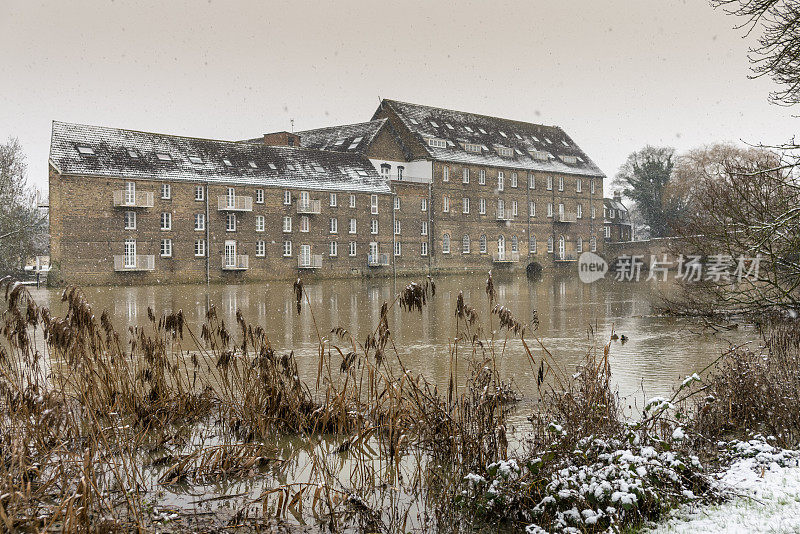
[647,441,800,534]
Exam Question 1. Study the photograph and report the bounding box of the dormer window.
[464,126,473,133]
[498,147,513,157]
[287,164,296,171]
[428,138,447,149]
[188,155,203,164]
[76,146,95,155]
[464,143,482,153]
[156,153,172,161]
[478,128,487,134]
[409,118,419,125]
[127,149,139,158]
[248,161,257,168]
[313,165,324,172]
[531,135,540,143]
[430,120,439,128]
[545,137,553,144]
[561,139,570,147]
[530,150,549,161]
[334,138,345,146]
[348,137,363,150]
[223,159,232,166]
[445,123,454,129]
[514,133,522,139]
[268,163,277,170]
[499,131,507,138]
[356,170,368,177]
[560,155,578,164]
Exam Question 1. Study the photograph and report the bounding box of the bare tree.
[667,143,800,314]
[713,0,800,107]
[0,138,45,275]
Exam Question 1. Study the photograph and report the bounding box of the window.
[421,241,428,256]
[371,195,378,214]
[283,240,292,257]
[127,149,139,158]
[547,203,553,218]
[559,176,564,191]
[223,159,232,167]
[428,138,447,148]
[529,235,537,254]
[479,169,486,185]
[188,155,202,164]
[124,211,136,230]
[576,237,583,253]
[480,234,487,254]
[350,194,356,208]
[226,213,236,232]
[576,204,583,219]
[371,219,378,234]
[329,241,338,257]
[256,215,265,232]
[511,235,519,253]
[430,120,439,128]
[528,173,535,189]
[576,179,582,193]
[479,198,486,214]
[421,221,428,235]
[256,240,266,257]
[194,213,205,231]
[421,198,428,211]
[160,239,172,258]
[161,183,171,199]
[463,168,470,183]
[123,239,136,268]
[329,218,338,234]
[349,137,363,150]
[194,239,206,257]
[397,166,404,180]
[497,199,505,218]
[591,236,597,252]
[443,166,449,182]
[591,205,596,219]
[381,165,390,179]
[195,185,204,201]
[394,241,401,256]
[529,202,536,217]
[558,203,565,220]
[394,219,401,235]
[248,161,258,169]
[547,176,553,191]
[77,146,95,155]
[498,171,504,191]
[394,197,400,210]
[462,235,470,254]
[330,193,337,207]
[161,212,172,231]
[283,216,292,233]
[605,226,611,238]
[462,197,470,214]
[156,153,171,161]
[442,234,451,254]
[284,190,292,205]
[498,147,513,157]
[511,172,518,188]
[349,241,357,256]
[547,236,554,253]
[591,179,596,194]
[256,189,264,203]
[512,201,518,217]
[442,195,450,213]
[464,143,482,153]
[300,216,309,232]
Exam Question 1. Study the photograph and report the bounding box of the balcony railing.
[113,190,154,208]
[298,254,323,269]
[221,255,249,270]
[554,253,578,262]
[217,196,253,212]
[554,212,577,223]
[496,210,514,221]
[367,253,391,267]
[296,199,322,214]
[492,252,520,263]
[114,255,155,271]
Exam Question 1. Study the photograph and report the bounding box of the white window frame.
[371,194,379,214]
[300,215,309,233]
[283,240,292,257]
[226,213,236,232]
[161,183,171,200]
[498,171,504,191]
[329,241,338,257]
[371,219,378,235]
[256,189,264,203]
[559,176,564,191]
[350,194,356,208]
[394,219,401,235]
[421,221,428,235]
[547,203,553,218]
[421,198,427,211]
[283,190,292,205]
[547,236,554,253]
[462,235,470,254]
[479,198,486,215]
[194,239,206,257]
[576,179,582,193]
[194,213,205,231]
[349,218,357,234]
[511,172,518,188]
[195,185,204,201]
[529,202,536,217]
[329,217,338,234]
[442,195,449,213]
[394,241,401,257]
[512,200,518,217]
[443,166,449,182]
[577,204,583,219]
[256,215,265,232]
[547,176,553,191]
[124,239,136,268]
[528,173,535,189]
[160,212,172,231]
[529,235,537,254]
[330,192,337,207]
[592,236,598,251]
[420,241,428,256]
[479,169,486,185]
[349,241,357,256]
[462,168,470,184]
[256,240,266,257]
[283,216,292,233]
[442,234,451,254]
[124,211,136,230]
[479,234,487,254]
[463,197,470,214]
[394,197,400,210]
[160,238,172,258]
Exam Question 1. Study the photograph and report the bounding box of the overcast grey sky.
[1,0,796,194]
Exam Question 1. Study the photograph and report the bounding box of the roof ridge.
[296,117,386,134]
[381,99,557,132]
[52,120,257,147]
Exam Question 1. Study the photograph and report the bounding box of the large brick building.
[49,100,607,284]
[48,122,393,285]
[295,99,606,274]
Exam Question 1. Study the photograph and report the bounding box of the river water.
[28,272,755,413]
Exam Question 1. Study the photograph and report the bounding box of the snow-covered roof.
[49,121,391,194]
[374,99,605,178]
[293,119,387,153]
[604,197,627,212]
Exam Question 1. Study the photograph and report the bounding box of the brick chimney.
[262,131,301,147]
[613,190,622,202]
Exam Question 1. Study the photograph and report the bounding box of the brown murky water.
[29,272,755,410]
